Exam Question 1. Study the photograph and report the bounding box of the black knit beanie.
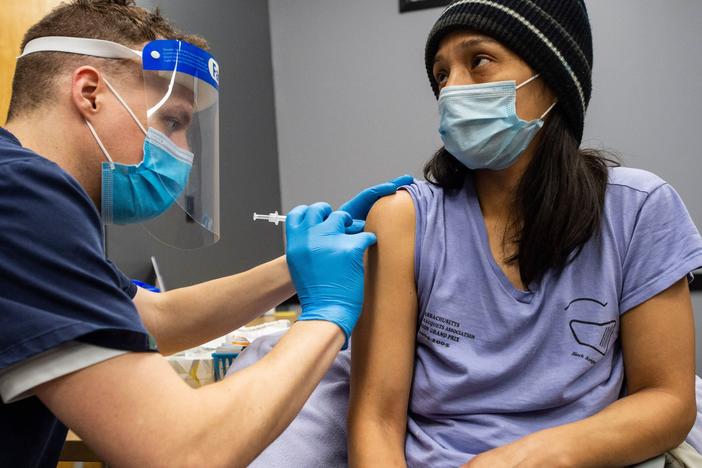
[425,0,593,143]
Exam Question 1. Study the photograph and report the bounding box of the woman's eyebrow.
[434,37,499,64]
[458,37,499,51]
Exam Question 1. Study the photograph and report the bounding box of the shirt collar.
[0,127,22,147]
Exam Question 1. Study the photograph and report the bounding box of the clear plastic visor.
[17,37,221,249]
[140,40,220,249]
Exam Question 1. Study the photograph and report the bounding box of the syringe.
[253,211,287,225]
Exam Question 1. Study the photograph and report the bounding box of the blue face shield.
[19,37,221,248]
[438,74,557,171]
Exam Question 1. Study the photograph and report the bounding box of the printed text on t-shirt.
[419,312,476,348]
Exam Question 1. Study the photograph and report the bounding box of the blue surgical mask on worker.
[438,74,557,171]
[84,78,194,225]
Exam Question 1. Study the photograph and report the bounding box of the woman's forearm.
[535,387,695,467]
[348,416,407,468]
[147,256,295,354]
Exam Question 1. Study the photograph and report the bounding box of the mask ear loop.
[516,74,541,90]
[85,120,116,169]
[516,74,559,120]
[85,75,150,168]
[540,100,558,120]
[102,77,148,136]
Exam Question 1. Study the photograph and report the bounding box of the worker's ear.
[70,66,104,119]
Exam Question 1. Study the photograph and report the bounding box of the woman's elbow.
[675,397,697,445]
[661,390,697,448]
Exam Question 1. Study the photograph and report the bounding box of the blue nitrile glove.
[286,202,378,349]
[339,175,414,233]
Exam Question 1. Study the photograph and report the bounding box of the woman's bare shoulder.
[365,189,415,234]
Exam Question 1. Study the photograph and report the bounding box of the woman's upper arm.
[620,277,696,423]
[348,191,418,450]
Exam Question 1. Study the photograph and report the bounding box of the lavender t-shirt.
[403,167,702,467]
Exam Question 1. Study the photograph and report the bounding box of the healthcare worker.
[0,1,411,466]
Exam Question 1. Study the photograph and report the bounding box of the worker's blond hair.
[7,0,208,121]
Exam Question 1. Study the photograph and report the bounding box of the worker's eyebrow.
[433,37,500,64]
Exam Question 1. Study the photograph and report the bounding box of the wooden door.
[0,0,64,125]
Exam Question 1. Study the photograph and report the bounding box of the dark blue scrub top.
[0,127,153,467]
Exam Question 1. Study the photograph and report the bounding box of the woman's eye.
[435,71,448,85]
[471,56,491,69]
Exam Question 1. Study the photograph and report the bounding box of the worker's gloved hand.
[339,175,414,233]
[286,203,377,349]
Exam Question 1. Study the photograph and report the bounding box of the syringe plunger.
[253,211,287,225]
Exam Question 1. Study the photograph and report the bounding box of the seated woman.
[348,1,702,467]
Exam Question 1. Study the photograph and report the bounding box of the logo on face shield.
[208,58,220,84]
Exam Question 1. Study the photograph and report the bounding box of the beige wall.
[0,0,63,125]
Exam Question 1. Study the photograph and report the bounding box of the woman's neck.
[473,151,532,222]
[473,145,538,291]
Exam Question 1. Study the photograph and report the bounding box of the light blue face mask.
[85,78,194,225]
[438,74,557,171]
